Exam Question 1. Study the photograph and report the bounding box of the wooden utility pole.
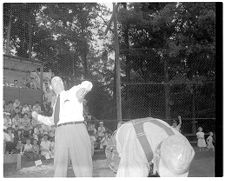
[164,57,170,121]
[105,3,122,122]
[192,84,197,134]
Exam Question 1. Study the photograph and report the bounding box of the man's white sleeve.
[69,81,93,98]
[37,114,54,126]
[80,81,93,92]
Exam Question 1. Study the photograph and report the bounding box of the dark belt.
[57,121,84,127]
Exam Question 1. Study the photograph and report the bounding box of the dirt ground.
[4,148,214,177]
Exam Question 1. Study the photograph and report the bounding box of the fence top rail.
[122,81,215,85]
[88,117,216,123]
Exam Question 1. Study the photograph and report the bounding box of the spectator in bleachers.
[49,128,55,138]
[21,113,32,129]
[15,140,23,154]
[4,126,8,153]
[33,126,39,136]
[97,122,105,138]
[14,80,19,87]
[23,138,34,161]
[31,115,39,127]
[33,102,42,114]
[100,133,110,150]
[13,99,20,110]
[49,137,55,158]
[3,98,54,162]
[13,107,21,117]
[14,128,24,145]
[5,101,14,114]
[32,139,40,160]
[4,113,12,128]
[97,122,106,149]
[40,133,51,160]
[38,126,44,136]
[13,124,19,132]
[22,104,30,115]
[11,113,21,127]
[28,129,34,138]
[5,127,15,154]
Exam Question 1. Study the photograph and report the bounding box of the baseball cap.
[158,135,195,177]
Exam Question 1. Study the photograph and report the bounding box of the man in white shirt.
[32,76,93,177]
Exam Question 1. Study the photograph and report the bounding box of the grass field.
[4,147,214,177]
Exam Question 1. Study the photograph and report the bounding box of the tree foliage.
[3,2,216,125]
[117,2,216,119]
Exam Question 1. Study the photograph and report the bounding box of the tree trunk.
[28,21,32,59]
[83,46,88,79]
[6,10,12,55]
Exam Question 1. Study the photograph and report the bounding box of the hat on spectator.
[43,132,49,137]
[7,127,13,131]
[158,135,195,177]
[19,126,24,130]
[13,99,20,108]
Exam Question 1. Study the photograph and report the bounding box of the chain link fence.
[121,81,215,140]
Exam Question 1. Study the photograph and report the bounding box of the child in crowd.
[23,138,34,161]
[33,126,40,140]
[32,139,40,160]
[15,140,24,154]
[97,122,105,149]
[196,127,207,151]
[206,131,215,151]
[4,113,12,128]
[14,128,24,145]
[40,134,51,160]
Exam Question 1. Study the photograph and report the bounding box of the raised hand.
[32,111,39,121]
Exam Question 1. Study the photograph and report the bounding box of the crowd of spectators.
[3,98,55,162]
[87,121,112,156]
